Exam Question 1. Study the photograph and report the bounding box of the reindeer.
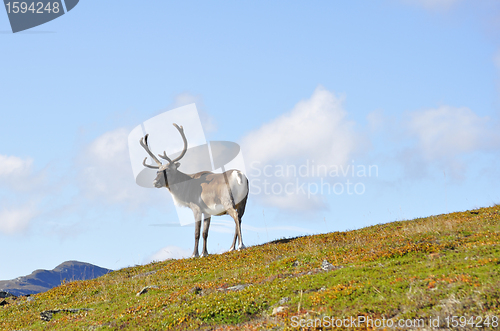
[139,123,248,257]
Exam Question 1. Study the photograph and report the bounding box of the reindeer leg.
[201,214,211,257]
[229,229,238,252]
[237,217,246,250]
[191,208,202,258]
[236,202,247,250]
[228,208,245,251]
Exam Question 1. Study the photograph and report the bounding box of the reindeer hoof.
[237,244,246,251]
[200,251,209,257]
[228,246,236,252]
[191,253,199,258]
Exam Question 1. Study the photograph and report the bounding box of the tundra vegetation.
[1,206,499,330]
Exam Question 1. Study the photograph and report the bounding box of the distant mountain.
[0,261,112,296]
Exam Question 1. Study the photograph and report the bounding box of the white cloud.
[78,127,166,208]
[87,128,129,162]
[242,86,360,168]
[241,86,364,211]
[407,105,494,160]
[0,154,33,177]
[382,105,500,179]
[0,127,171,237]
[0,154,47,193]
[0,154,36,191]
[145,245,191,263]
[0,154,49,235]
[0,204,38,235]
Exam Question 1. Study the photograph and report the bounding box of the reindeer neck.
[165,169,192,188]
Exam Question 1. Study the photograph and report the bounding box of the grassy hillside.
[1,206,499,330]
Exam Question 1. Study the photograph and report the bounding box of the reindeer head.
[139,123,188,189]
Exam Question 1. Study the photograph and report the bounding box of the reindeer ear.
[174,162,181,169]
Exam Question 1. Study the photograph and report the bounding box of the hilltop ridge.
[0,261,112,297]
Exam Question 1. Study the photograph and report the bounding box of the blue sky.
[1,0,499,280]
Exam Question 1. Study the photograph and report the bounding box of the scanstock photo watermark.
[291,315,499,329]
[249,160,378,198]
[3,0,79,33]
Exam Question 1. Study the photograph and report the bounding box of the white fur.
[230,171,248,205]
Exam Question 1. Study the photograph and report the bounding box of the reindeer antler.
[139,134,162,169]
[158,123,188,164]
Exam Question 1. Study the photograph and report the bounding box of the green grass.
[1,206,499,330]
